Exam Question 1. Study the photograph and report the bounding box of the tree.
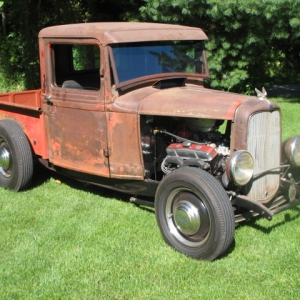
[0,0,143,90]
[1,0,299,93]
[130,0,300,93]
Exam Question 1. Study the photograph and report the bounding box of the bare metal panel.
[246,111,281,201]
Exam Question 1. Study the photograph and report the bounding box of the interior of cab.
[52,43,100,90]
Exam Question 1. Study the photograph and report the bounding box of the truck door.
[41,39,110,177]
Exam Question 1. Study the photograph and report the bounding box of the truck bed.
[0,89,42,110]
[0,89,48,158]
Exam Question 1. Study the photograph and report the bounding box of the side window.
[72,45,100,71]
[52,43,100,90]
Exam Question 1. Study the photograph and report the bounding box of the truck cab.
[38,23,210,182]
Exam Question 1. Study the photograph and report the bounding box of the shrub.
[135,0,300,93]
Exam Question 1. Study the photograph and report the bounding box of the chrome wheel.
[0,140,12,177]
[166,189,210,247]
[155,167,235,260]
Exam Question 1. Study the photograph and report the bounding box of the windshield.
[111,40,206,83]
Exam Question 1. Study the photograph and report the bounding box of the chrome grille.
[246,110,281,201]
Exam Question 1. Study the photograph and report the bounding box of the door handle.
[44,95,52,105]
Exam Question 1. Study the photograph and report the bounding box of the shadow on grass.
[237,207,300,234]
[31,162,155,213]
[268,83,300,99]
[31,163,240,260]
[216,240,236,261]
[280,98,300,104]
[270,96,300,104]
[30,163,53,188]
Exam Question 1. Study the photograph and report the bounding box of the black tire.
[155,167,235,261]
[0,120,33,191]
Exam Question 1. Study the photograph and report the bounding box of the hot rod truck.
[0,22,300,260]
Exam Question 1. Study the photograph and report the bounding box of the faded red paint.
[0,90,41,109]
[110,85,252,120]
[50,139,61,151]
[224,99,245,120]
[39,23,208,45]
[0,90,48,158]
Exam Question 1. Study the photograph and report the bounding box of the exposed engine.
[140,115,231,180]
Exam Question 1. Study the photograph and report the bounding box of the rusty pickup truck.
[0,22,299,260]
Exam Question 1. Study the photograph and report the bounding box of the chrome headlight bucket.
[284,136,300,167]
[226,150,254,186]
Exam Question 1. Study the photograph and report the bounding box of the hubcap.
[174,201,200,235]
[0,143,11,176]
[166,189,211,247]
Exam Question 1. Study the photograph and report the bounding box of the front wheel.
[155,167,235,261]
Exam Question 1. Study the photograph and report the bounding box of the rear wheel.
[155,167,235,260]
[0,120,33,191]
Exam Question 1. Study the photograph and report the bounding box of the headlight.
[226,150,254,186]
[284,136,300,167]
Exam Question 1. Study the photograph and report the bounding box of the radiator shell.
[245,110,281,201]
[231,99,281,203]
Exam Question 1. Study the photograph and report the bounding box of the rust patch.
[106,112,144,179]
[45,105,110,177]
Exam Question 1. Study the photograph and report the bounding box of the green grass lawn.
[1,96,300,299]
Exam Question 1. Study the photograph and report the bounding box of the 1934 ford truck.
[0,22,300,260]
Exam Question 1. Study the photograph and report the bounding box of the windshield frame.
[108,40,209,90]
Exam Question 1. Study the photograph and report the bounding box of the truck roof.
[38,22,208,45]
